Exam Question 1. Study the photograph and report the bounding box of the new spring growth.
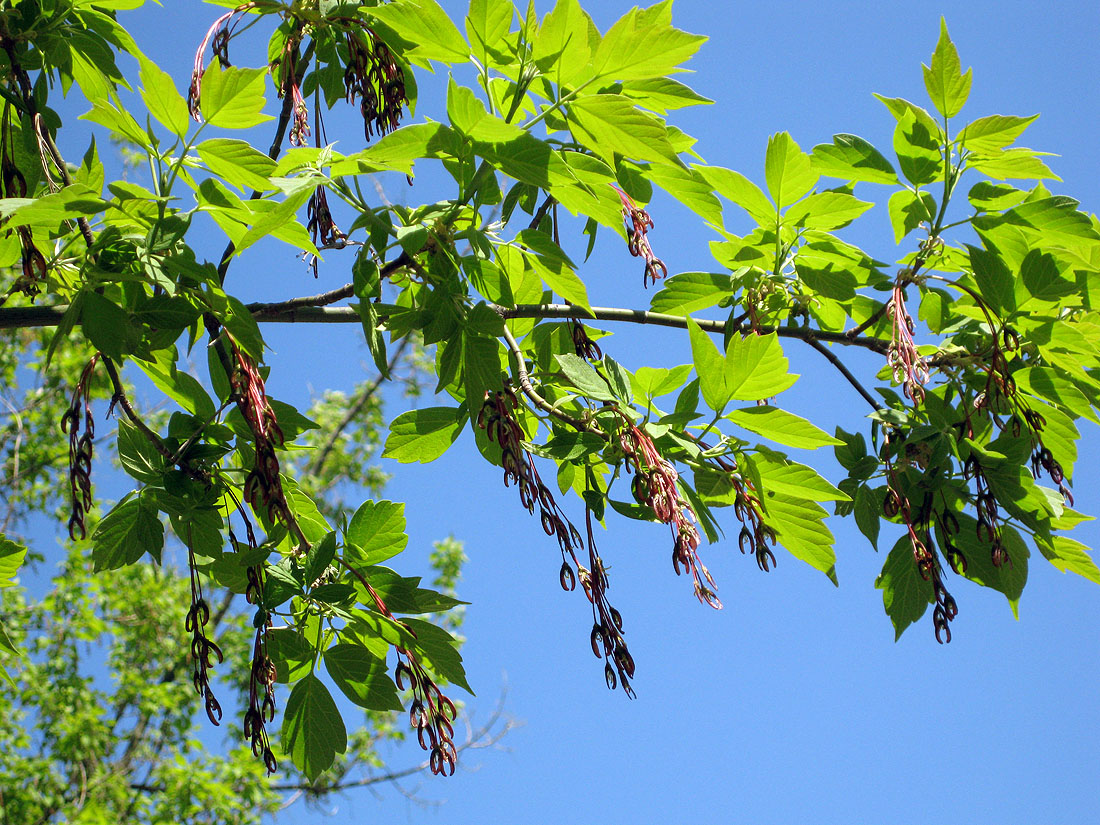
[613,186,668,288]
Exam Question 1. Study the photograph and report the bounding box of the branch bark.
[0,301,890,353]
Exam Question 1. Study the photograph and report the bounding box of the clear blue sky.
[38,1,1100,822]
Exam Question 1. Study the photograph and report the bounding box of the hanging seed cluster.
[619,418,720,609]
[478,386,637,696]
[60,356,100,540]
[613,186,667,288]
[344,28,408,141]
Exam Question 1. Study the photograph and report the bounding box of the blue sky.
[31,1,1100,822]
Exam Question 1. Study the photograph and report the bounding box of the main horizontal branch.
[0,299,890,354]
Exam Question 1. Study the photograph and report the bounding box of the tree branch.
[802,335,883,412]
[304,336,411,477]
[500,323,604,436]
[0,301,891,353]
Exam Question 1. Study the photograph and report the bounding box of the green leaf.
[967,148,1060,181]
[649,271,733,315]
[117,420,163,484]
[727,406,842,449]
[632,364,692,399]
[199,61,272,129]
[346,500,408,568]
[1038,535,1100,585]
[764,132,817,210]
[893,108,943,186]
[92,495,164,571]
[645,163,723,226]
[138,54,190,138]
[958,114,1038,153]
[592,0,706,82]
[967,244,1015,313]
[81,292,139,360]
[621,77,713,113]
[384,406,466,464]
[967,181,1027,212]
[305,531,337,587]
[810,134,898,184]
[687,318,728,412]
[267,628,314,684]
[1021,249,1075,303]
[698,165,773,226]
[762,493,838,584]
[135,348,216,420]
[951,518,1029,617]
[555,353,617,402]
[888,189,936,243]
[854,485,882,550]
[922,19,972,118]
[753,453,849,502]
[402,618,474,694]
[0,536,27,586]
[197,138,277,193]
[724,333,798,401]
[567,94,680,167]
[533,0,596,84]
[875,535,933,640]
[784,191,873,230]
[466,0,512,65]
[281,674,347,781]
[1014,366,1099,424]
[369,0,469,64]
[324,643,403,711]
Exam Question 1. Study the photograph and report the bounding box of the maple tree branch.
[305,335,411,477]
[0,301,890,353]
[803,335,883,411]
[501,323,604,436]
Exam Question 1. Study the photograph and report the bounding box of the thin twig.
[305,336,411,477]
[100,356,176,462]
[500,323,604,436]
[804,335,883,411]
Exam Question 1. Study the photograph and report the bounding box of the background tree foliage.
[1,0,1099,821]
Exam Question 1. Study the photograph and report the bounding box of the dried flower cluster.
[478,386,636,695]
[887,275,929,404]
[186,553,224,725]
[882,432,959,643]
[619,419,720,609]
[613,186,667,288]
[344,28,408,141]
[969,326,1073,505]
[396,650,459,775]
[60,356,99,540]
[571,320,602,361]
[244,564,279,773]
[1,109,46,298]
[187,5,254,122]
[731,472,778,573]
[230,342,293,529]
[306,185,347,269]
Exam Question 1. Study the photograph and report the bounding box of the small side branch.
[500,323,605,437]
[803,336,883,412]
[101,356,178,461]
